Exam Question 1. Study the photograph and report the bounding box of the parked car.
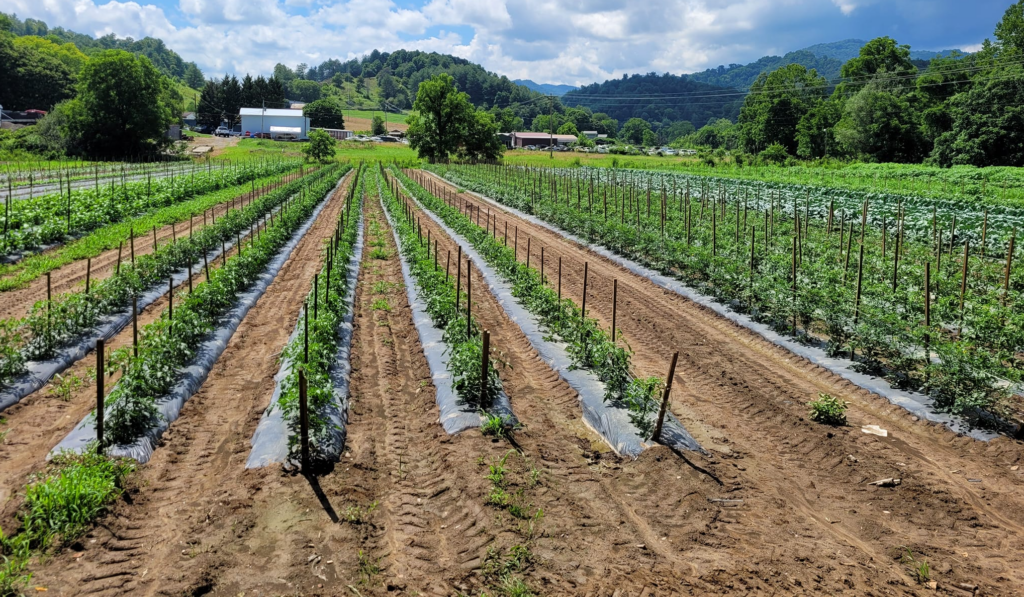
[214,126,230,137]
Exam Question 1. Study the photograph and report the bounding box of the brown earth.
[11,165,1024,596]
[345,116,408,133]
[0,187,294,523]
[22,170,357,595]
[411,169,1024,595]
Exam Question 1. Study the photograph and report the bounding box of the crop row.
[436,164,1023,430]
[375,164,503,409]
[492,165,1023,255]
[2,159,214,189]
[391,167,667,437]
[101,164,347,446]
[1,157,297,255]
[0,167,336,389]
[0,168,307,291]
[275,163,364,466]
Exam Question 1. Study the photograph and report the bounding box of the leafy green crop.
[435,163,1022,428]
[275,164,363,468]
[2,158,298,256]
[390,166,666,435]
[375,165,502,409]
[102,164,348,446]
[0,168,329,388]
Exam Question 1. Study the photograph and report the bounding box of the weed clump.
[808,393,848,426]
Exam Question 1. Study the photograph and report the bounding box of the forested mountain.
[513,79,577,96]
[561,73,743,130]
[801,39,962,62]
[688,50,844,90]
[3,12,204,87]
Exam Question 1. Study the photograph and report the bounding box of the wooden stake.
[466,259,472,338]
[1004,229,1016,306]
[611,279,618,342]
[85,258,92,294]
[854,242,865,324]
[299,370,309,471]
[480,330,490,404]
[96,338,105,452]
[132,295,138,358]
[959,241,970,331]
[651,351,680,442]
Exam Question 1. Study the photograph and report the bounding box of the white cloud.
[2,0,998,87]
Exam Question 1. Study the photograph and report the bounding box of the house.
[181,112,197,127]
[510,132,578,148]
[239,107,311,140]
[388,129,405,139]
[582,130,599,139]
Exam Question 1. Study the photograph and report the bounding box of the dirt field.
[4,168,1023,596]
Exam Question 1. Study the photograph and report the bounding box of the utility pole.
[262,99,265,137]
[549,95,555,160]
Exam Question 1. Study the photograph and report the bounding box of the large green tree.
[931,64,1024,166]
[303,98,345,129]
[833,37,916,98]
[738,64,827,154]
[406,73,501,162]
[0,31,76,110]
[833,78,924,163]
[795,99,842,158]
[619,117,652,144]
[64,50,175,157]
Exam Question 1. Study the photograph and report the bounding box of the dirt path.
[23,173,353,596]
[0,170,306,321]
[416,169,1024,595]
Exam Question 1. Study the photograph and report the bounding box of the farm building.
[239,107,311,140]
[510,132,578,148]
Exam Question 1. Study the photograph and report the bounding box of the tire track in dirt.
[394,171,901,595]
[417,169,1024,595]
[25,172,355,597]
[0,170,307,321]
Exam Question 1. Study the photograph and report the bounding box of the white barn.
[239,107,310,140]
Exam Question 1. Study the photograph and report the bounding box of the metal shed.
[239,107,311,139]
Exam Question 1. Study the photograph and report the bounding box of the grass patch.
[370,298,391,312]
[21,450,135,547]
[46,369,93,402]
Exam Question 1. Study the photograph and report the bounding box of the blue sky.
[5,0,1014,85]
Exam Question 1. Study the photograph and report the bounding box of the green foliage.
[376,165,503,408]
[289,79,322,103]
[20,450,135,547]
[620,117,652,145]
[481,412,520,440]
[624,376,663,439]
[371,114,386,136]
[834,78,925,163]
[103,166,346,446]
[406,73,503,163]
[758,143,790,164]
[0,526,32,596]
[808,393,848,426]
[834,37,917,98]
[0,30,76,111]
[0,163,305,387]
[302,98,345,129]
[303,129,337,163]
[61,50,173,157]
[739,64,828,155]
[557,122,579,136]
[276,166,361,467]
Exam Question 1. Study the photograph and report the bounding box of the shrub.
[808,393,848,426]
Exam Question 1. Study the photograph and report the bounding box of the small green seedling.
[808,393,848,426]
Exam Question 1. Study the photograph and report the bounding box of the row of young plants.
[391,167,666,438]
[2,158,205,187]
[0,167,306,291]
[2,157,297,255]
[434,164,1023,429]
[0,168,334,387]
[275,164,364,467]
[374,164,503,410]
[101,164,346,446]
[477,164,1024,249]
